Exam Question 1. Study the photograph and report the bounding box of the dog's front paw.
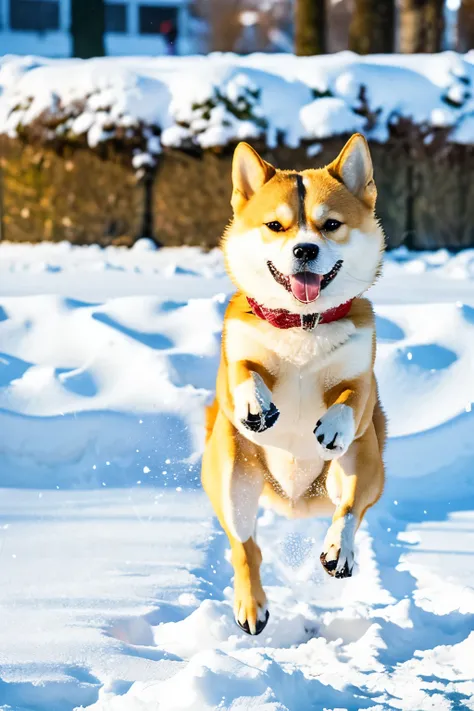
[235,372,280,434]
[234,595,269,636]
[314,404,355,460]
[320,513,356,579]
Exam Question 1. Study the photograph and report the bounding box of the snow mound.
[1,243,474,486]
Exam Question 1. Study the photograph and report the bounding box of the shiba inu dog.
[202,134,386,635]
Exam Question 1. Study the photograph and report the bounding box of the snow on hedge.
[1,51,474,159]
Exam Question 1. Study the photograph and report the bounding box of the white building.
[0,0,192,57]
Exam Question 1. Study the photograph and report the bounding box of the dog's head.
[223,134,384,313]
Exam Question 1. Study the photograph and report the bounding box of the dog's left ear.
[328,134,376,208]
[231,142,276,213]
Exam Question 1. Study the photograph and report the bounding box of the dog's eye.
[323,219,342,232]
[265,221,284,232]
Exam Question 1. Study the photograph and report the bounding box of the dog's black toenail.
[236,609,270,636]
[255,610,270,634]
[326,433,338,450]
[237,618,251,634]
[317,434,324,444]
[242,412,264,432]
[264,403,280,429]
[241,404,279,433]
[335,561,352,578]
[320,552,338,576]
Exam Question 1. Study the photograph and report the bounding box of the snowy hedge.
[1,51,474,160]
[2,52,474,249]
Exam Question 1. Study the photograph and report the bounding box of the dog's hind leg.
[320,420,384,578]
[202,410,268,635]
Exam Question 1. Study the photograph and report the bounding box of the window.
[139,5,178,36]
[105,2,127,33]
[9,0,59,32]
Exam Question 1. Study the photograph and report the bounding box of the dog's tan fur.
[202,134,386,635]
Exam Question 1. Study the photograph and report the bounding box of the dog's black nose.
[293,243,319,261]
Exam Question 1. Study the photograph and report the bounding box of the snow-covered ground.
[0,241,474,711]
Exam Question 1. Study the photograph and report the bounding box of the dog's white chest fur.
[227,317,372,500]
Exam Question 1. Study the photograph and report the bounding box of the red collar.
[247,297,353,331]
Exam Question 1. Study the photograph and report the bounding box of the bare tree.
[328,0,353,53]
[71,0,105,58]
[424,0,445,50]
[192,0,244,52]
[458,0,474,51]
[349,0,395,53]
[295,0,326,55]
[400,0,444,53]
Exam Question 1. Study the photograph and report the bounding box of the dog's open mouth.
[267,260,343,304]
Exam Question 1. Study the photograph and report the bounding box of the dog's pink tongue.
[289,272,321,303]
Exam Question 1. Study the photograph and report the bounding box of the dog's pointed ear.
[328,134,376,208]
[231,142,276,213]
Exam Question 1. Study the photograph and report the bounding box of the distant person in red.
[160,19,178,55]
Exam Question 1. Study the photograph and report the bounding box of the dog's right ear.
[231,143,276,213]
[327,134,376,208]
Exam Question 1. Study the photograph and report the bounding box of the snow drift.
[0,242,473,710]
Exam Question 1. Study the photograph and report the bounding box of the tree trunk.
[424,0,444,51]
[295,0,326,55]
[349,0,395,53]
[71,0,105,58]
[212,0,246,52]
[458,0,474,51]
[400,0,444,53]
